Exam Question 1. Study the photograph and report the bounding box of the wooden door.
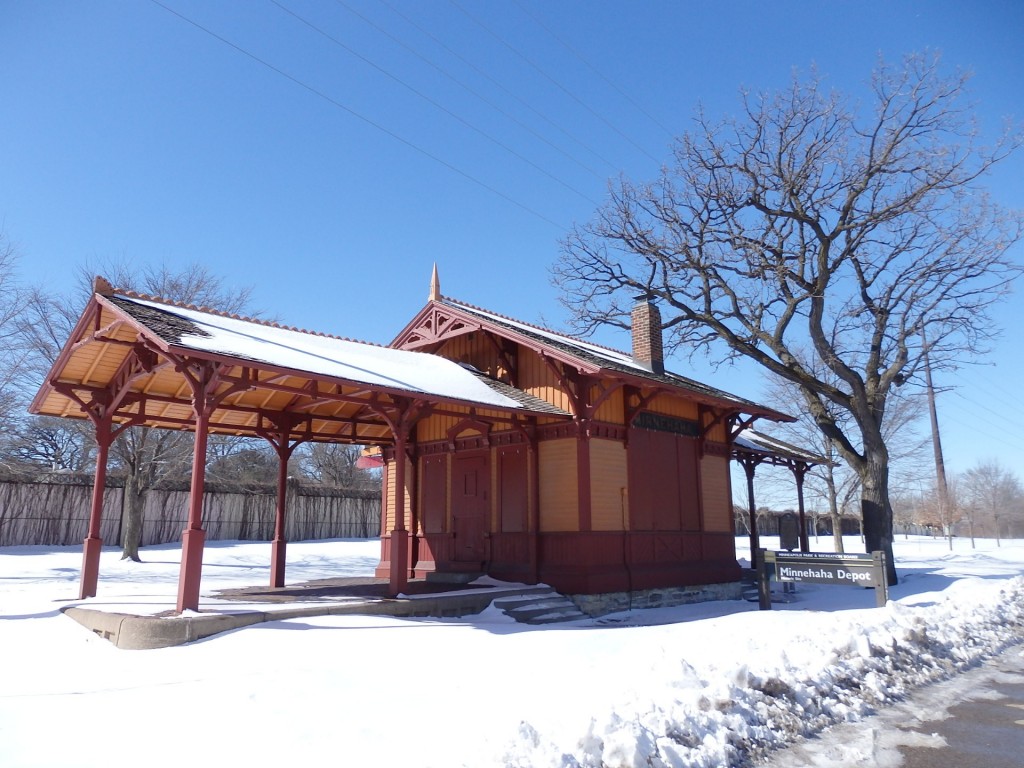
[452,453,488,562]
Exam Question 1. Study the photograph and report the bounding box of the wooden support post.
[743,459,761,569]
[389,425,410,596]
[576,420,592,532]
[529,423,540,585]
[80,416,112,599]
[271,456,289,588]
[176,395,212,613]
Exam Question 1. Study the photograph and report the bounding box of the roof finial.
[429,263,441,302]
[93,276,114,296]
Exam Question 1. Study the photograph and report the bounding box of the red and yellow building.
[30,271,788,613]
[377,273,789,600]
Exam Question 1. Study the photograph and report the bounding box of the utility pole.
[923,331,953,550]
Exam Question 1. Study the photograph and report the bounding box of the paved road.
[899,648,1024,768]
[761,644,1024,768]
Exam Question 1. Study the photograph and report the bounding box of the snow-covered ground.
[2,535,1022,768]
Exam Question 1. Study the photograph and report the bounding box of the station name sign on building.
[757,550,889,609]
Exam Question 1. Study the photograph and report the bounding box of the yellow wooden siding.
[647,394,699,419]
[702,419,727,443]
[518,349,572,413]
[538,439,578,531]
[384,461,395,532]
[700,454,732,532]
[417,414,458,443]
[382,457,414,534]
[437,333,500,376]
[592,387,625,424]
[589,439,628,530]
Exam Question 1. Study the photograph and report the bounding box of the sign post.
[757,550,889,610]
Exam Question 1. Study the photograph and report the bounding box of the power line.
[512,0,676,142]
[149,0,564,229]
[947,366,1021,410]
[949,388,1024,432]
[377,0,621,173]
[450,0,661,165]
[270,0,598,205]
[334,0,607,181]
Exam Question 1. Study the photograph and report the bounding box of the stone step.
[493,591,590,625]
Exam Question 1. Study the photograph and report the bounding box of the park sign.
[757,550,889,609]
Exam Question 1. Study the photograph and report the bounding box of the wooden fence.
[0,474,381,548]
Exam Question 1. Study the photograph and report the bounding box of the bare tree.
[554,53,1023,583]
[4,415,93,472]
[767,369,929,553]
[206,439,282,489]
[960,459,1024,545]
[0,234,29,429]
[298,443,381,490]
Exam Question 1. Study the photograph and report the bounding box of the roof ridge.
[107,283,385,349]
[442,296,632,358]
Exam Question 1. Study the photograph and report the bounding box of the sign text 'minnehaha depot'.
[757,549,889,609]
[775,561,876,585]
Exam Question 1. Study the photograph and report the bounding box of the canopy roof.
[30,282,570,446]
[733,428,831,468]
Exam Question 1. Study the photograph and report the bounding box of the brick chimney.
[631,296,664,374]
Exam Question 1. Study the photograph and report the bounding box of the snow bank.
[501,576,1024,767]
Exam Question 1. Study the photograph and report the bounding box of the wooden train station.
[31,269,792,614]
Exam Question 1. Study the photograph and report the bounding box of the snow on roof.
[118,296,537,412]
[444,298,780,415]
[734,428,828,464]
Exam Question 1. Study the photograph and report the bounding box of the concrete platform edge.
[61,585,552,650]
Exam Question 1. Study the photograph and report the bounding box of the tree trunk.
[120,472,146,561]
[830,511,845,553]
[860,453,898,585]
[826,480,845,554]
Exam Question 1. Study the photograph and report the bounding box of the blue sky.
[2,0,1022,480]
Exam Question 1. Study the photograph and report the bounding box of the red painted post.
[576,421,592,532]
[744,459,761,569]
[529,426,540,585]
[270,452,288,588]
[176,402,211,613]
[80,416,112,599]
[389,428,409,596]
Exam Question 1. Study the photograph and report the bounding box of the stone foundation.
[568,581,742,617]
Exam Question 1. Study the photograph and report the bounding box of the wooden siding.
[647,394,699,420]
[498,445,529,533]
[538,438,578,531]
[420,453,447,533]
[628,428,701,531]
[384,461,396,532]
[517,348,573,413]
[589,438,628,531]
[701,418,728,443]
[437,332,500,376]
[700,454,732,532]
[382,457,413,534]
[417,414,459,443]
[591,385,625,424]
